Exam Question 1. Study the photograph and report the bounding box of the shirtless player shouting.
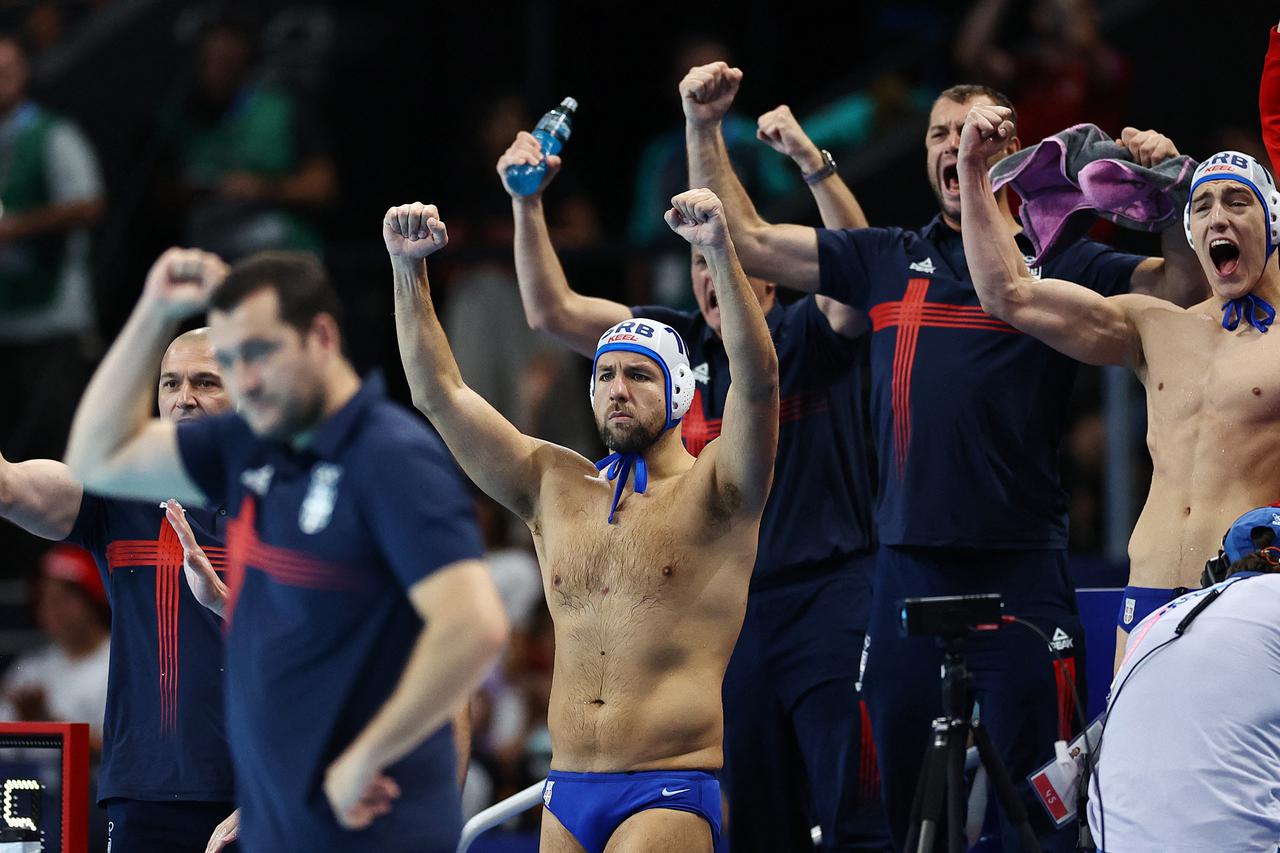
[386,188,778,853]
[959,103,1280,663]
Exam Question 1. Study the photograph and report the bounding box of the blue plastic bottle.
[505,97,578,197]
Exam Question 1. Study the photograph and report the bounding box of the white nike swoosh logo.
[661,787,690,797]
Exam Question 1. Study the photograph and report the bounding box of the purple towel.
[989,123,1198,265]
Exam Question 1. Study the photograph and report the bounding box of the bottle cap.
[559,97,578,113]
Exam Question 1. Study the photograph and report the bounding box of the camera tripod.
[903,634,1042,853]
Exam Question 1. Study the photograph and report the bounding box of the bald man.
[0,328,240,852]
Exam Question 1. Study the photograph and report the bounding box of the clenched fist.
[756,105,824,172]
[383,203,448,261]
[142,248,228,321]
[664,188,729,249]
[680,61,742,129]
[959,105,1017,166]
[496,132,562,198]
[1116,127,1179,168]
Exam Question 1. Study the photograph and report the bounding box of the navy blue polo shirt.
[174,373,484,853]
[632,298,875,588]
[65,495,233,803]
[817,215,1144,549]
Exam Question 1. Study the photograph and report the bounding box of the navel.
[1184,506,1192,516]
[661,565,674,577]
[1253,387,1262,396]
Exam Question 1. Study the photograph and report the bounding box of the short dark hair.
[210,251,346,339]
[936,84,1018,131]
[1226,551,1280,577]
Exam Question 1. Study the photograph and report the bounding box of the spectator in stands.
[0,544,110,747]
[955,0,1130,146]
[0,33,103,465]
[158,17,336,260]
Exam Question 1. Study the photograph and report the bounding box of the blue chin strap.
[594,452,650,524]
[1221,293,1276,334]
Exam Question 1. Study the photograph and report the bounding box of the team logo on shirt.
[692,362,710,385]
[1050,627,1075,651]
[299,463,343,535]
[1123,598,1136,625]
[240,464,275,496]
[543,780,555,806]
[1023,255,1043,280]
[908,257,936,274]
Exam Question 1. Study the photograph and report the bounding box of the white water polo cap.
[1184,151,1280,258]
[590,318,695,430]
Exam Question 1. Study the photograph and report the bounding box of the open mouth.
[707,289,718,311]
[942,163,959,194]
[1209,238,1241,276]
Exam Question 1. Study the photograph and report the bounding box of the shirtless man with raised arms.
[959,103,1280,664]
[385,187,778,853]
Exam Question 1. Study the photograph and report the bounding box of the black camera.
[899,593,1003,637]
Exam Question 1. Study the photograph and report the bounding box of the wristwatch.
[802,149,837,185]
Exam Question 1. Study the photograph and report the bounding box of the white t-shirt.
[0,637,110,738]
[1088,574,1280,852]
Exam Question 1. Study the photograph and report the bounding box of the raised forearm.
[512,198,625,355]
[686,123,821,290]
[0,458,83,541]
[957,159,1029,316]
[809,175,868,230]
[1264,26,1280,177]
[687,123,767,241]
[390,258,467,415]
[66,304,174,484]
[704,242,777,397]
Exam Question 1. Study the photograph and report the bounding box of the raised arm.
[681,62,821,292]
[385,203,578,522]
[0,452,83,541]
[666,189,778,513]
[1112,127,1209,308]
[496,133,630,357]
[1264,21,1280,179]
[65,250,220,505]
[756,103,869,338]
[958,106,1143,369]
[756,104,868,230]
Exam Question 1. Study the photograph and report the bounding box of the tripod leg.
[946,722,966,853]
[904,732,934,853]
[914,721,950,853]
[972,723,1042,853]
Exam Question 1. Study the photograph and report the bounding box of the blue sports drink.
[505,97,578,196]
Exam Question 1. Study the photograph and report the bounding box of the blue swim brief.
[1116,585,1183,633]
[542,768,721,852]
